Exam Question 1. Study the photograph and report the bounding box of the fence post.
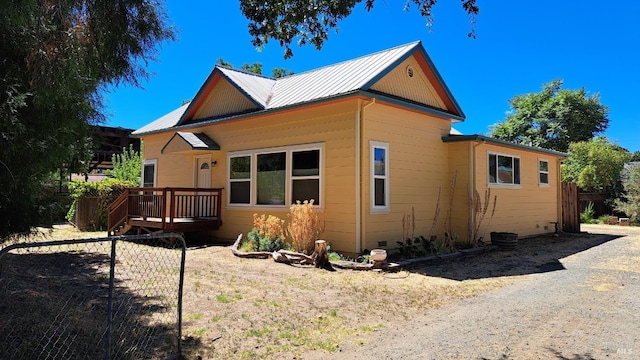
[177,235,186,355]
[104,238,117,360]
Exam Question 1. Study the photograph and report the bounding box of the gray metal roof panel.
[267,41,419,108]
[135,41,466,135]
[177,132,220,150]
[217,66,275,108]
[132,102,189,136]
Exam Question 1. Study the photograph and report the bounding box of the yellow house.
[129,41,567,254]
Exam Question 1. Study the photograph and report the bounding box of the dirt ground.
[177,227,629,359]
[336,224,640,359]
[4,225,632,359]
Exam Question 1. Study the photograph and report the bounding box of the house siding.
[473,143,561,239]
[447,141,471,242]
[370,55,446,110]
[361,102,452,251]
[193,78,259,121]
[141,100,359,252]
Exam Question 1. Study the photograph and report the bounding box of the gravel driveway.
[336,224,640,359]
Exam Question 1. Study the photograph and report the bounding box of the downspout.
[356,98,376,254]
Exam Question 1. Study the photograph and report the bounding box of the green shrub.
[66,178,136,229]
[247,228,291,252]
[580,202,596,224]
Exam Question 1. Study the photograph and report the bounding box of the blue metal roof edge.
[177,67,221,126]
[360,41,466,121]
[362,90,466,122]
[442,134,568,157]
[360,41,420,90]
[135,90,465,137]
[216,67,268,109]
[176,66,266,126]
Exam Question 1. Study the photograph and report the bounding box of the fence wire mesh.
[0,233,186,360]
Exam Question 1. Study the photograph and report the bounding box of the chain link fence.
[0,233,186,359]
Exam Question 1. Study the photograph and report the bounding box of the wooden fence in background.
[562,182,580,233]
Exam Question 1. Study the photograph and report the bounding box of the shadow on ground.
[406,232,621,281]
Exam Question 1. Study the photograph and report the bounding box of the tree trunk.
[313,240,328,268]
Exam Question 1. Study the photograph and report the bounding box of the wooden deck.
[108,187,223,236]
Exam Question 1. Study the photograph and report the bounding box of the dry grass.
[3,225,522,359]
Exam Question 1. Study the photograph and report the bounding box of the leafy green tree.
[490,80,609,153]
[271,68,295,79]
[217,58,293,78]
[240,0,479,58]
[108,144,143,184]
[630,151,640,162]
[0,0,174,239]
[615,165,640,222]
[561,137,630,192]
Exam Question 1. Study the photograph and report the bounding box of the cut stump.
[313,240,328,268]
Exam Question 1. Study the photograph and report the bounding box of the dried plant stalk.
[428,187,442,240]
[286,200,324,254]
[471,189,498,246]
[401,207,416,242]
[446,171,458,251]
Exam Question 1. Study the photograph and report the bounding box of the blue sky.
[104,0,640,152]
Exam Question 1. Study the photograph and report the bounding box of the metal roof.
[135,41,464,136]
[133,103,190,136]
[441,135,569,157]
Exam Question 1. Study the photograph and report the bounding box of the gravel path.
[336,225,640,359]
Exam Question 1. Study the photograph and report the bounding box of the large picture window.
[488,153,520,185]
[371,141,389,212]
[228,144,323,207]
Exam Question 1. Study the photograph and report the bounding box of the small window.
[539,160,549,185]
[142,159,157,187]
[371,141,389,212]
[489,153,520,186]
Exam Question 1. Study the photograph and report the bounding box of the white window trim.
[487,152,521,188]
[227,143,325,209]
[370,141,390,213]
[142,159,158,187]
[538,158,550,186]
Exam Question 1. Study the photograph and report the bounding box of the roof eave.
[134,90,466,137]
[360,41,466,120]
[361,90,465,122]
[442,135,568,157]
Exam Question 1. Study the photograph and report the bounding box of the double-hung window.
[488,153,520,186]
[228,144,323,207]
[539,159,549,185]
[371,141,389,212]
[229,156,251,204]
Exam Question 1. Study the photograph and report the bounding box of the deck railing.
[108,187,223,235]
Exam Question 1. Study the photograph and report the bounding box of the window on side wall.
[488,153,520,186]
[371,141,389,212]
[142,159,157,187]
[228,144,323,207]
[539,159,549,185]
